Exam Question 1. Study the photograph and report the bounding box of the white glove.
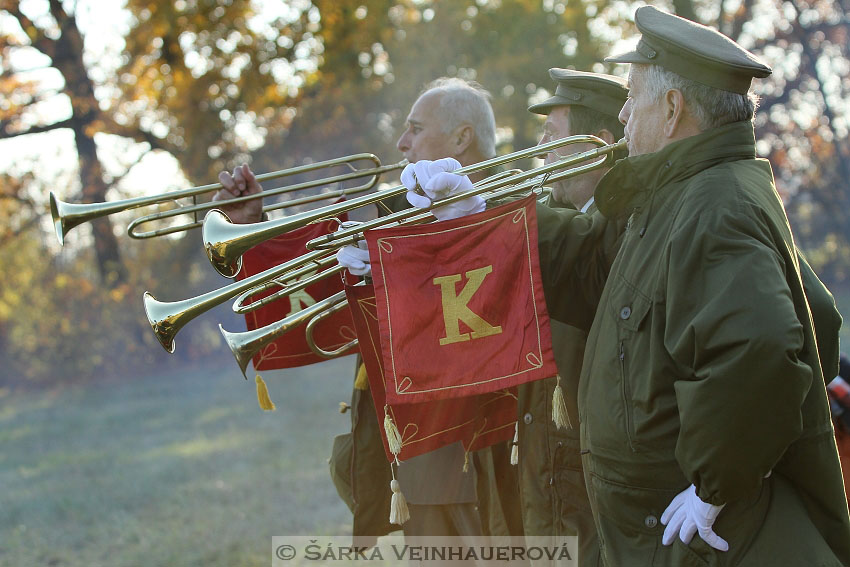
[661,484,728,552]
[401,158,463,206]
[334,221,371,277]
[400,159,484,221]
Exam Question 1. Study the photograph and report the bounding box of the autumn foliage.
[1,0,849,384]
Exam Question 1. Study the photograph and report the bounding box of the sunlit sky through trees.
[1,0,848,258]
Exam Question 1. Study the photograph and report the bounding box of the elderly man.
[531,70,627,213]
[337,77,526,547]
[213,77,506,545]
[384,77,507,542]
[517,69,626,565]
[398,7,850,566]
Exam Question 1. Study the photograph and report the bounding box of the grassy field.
[0,355,363,567]
[3,281,849,567]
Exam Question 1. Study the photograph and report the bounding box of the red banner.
[365,195,557,404]
[346,283,516,462]
[236,218,356,370]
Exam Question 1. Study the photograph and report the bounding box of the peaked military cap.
[606,6,771,94]
[528,68,628,118]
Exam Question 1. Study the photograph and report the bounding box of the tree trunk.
[50,0,126,285]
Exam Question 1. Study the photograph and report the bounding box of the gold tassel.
[383,409,403,456]
[389,478,410,525]
[354,363,369,390]
[255,375,276,411]
[462,450,470,473]
[552,375,571,429]
[510,421,519,465]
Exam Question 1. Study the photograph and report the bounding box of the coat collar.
[595,121,757,217]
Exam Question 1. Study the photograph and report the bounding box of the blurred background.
[1,0,848,565]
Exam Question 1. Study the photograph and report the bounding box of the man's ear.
[453,124,474,154]
[594,128,617,145]
[663,89,687,138]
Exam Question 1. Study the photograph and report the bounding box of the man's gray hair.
[423,77,496,158]
[639,64,759,131]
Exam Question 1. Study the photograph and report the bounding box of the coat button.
[620,306,632,320]
[523,413,533,425]
[644,515,658,528]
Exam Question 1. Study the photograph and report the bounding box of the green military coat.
[797,254,843,382]
[517,198,605,565]
[537,122,850,566]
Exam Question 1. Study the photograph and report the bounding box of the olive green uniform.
[517,197,606,567]
[538,122,850,566]
[518,68,627,566]
[798,254,843,382]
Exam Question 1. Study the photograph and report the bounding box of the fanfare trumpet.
[219,290,352,378]
[202,134,616,277]
[213,137,627,374]
[144,136,622,364]
[143,247,339,353]
[305,137,623,251]
[49,153,406,245]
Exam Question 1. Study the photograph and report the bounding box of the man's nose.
[618,101,630,126]
[397,133,409,152]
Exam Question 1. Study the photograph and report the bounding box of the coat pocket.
[611,277,652,451]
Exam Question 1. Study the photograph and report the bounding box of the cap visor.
[604,50,653,65]
[528,95,569,115]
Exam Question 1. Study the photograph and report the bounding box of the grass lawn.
[0,354,364,567]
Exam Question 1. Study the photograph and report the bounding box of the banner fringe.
[510,421,519,465]
[256,375,276,411]
[552,375,571,429]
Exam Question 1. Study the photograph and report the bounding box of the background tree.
[1,0,127,284]
[0,0,318,382]
[0,0,848,385]
[668,0,850,285]
[0,0,317,284]
[255,0,617,179]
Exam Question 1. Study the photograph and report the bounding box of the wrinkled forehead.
[407,90,443,122]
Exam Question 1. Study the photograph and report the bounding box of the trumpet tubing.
[306,137,624,250]
[143,247,330,353]
[202,135,617,274]
[232,254,340,314]
[220,290,350,377]
[305,297,358,358]
[49,154,405,245]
